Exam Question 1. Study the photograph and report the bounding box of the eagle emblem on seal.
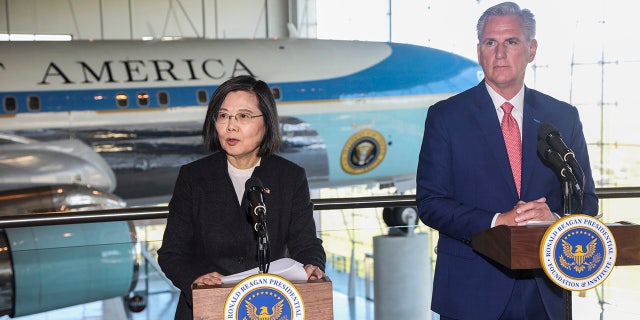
[559,238,602,273]
[244,299,285,320]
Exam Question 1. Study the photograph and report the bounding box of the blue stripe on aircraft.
[1,43,481,114]
[272,43,480,101]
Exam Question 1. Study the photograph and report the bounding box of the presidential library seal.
[540,214,617,291]
[223,274,305,320]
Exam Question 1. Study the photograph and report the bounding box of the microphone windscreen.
[537,139,568,176]
[538,123,558,140]
[537,139,550,158]
[245,177,263,190]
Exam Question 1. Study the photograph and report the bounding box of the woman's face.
[215,90,265,168]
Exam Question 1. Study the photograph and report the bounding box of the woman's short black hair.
[202,75,281,156]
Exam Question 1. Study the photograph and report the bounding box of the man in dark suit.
[416,2,598,319]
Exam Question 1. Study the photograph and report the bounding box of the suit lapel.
[521,87,543,199]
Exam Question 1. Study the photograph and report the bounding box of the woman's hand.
[193,271,225,286]
[303,264,325,280]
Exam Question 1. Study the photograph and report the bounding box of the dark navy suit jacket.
[416,81,598,319]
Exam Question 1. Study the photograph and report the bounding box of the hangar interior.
[1,1,640,320]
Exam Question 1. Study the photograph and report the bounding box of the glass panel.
[2,195,639,320]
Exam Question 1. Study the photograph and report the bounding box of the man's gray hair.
[476,2,536,43]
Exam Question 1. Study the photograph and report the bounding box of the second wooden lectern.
[471,221,640,270]
[472,221,640,319]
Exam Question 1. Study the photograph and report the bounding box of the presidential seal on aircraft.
[540,214,617,291]
[224,274,304,320]
[340,129,387,175]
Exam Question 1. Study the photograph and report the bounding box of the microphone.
[537,139,580,190]
[537,124,586,214]
[537,123,580,168]
[245,177,270,273]
[245,177,267,232]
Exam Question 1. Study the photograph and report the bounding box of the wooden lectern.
[192,278,333,320]
[471,221,640,270]
[471,221,640,319]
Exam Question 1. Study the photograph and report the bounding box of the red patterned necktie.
[501,102,521,197]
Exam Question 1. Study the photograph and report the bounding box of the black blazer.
[158,152,326,319]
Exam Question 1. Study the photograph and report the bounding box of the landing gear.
[382,206,418,235]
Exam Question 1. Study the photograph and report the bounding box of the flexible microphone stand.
[561,167,589,320]
[562,180,572,216]
[561,179,573,320]
[560,160,586,320]
[246,179,271,274]
[256,212,270,273]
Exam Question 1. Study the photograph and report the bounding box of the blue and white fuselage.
[0,38,482,203]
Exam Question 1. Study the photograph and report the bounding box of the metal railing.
[0,187,638,228]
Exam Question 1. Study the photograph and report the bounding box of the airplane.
[0,38,482,317]
[0,38,482,204]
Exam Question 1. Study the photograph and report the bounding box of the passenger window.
[271,87,281,100]
[158,91,169,106]
[116,93,129,108]
[28,96,41,112]
[4,96,17,113]
[137,92,149,107]
[197,90,208,104]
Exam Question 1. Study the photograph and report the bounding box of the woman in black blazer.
[158,75,326,319]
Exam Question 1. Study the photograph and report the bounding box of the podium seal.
[540,214,617,291]
[223,273,305,320]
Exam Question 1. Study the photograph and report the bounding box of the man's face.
[477,15,537,97]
